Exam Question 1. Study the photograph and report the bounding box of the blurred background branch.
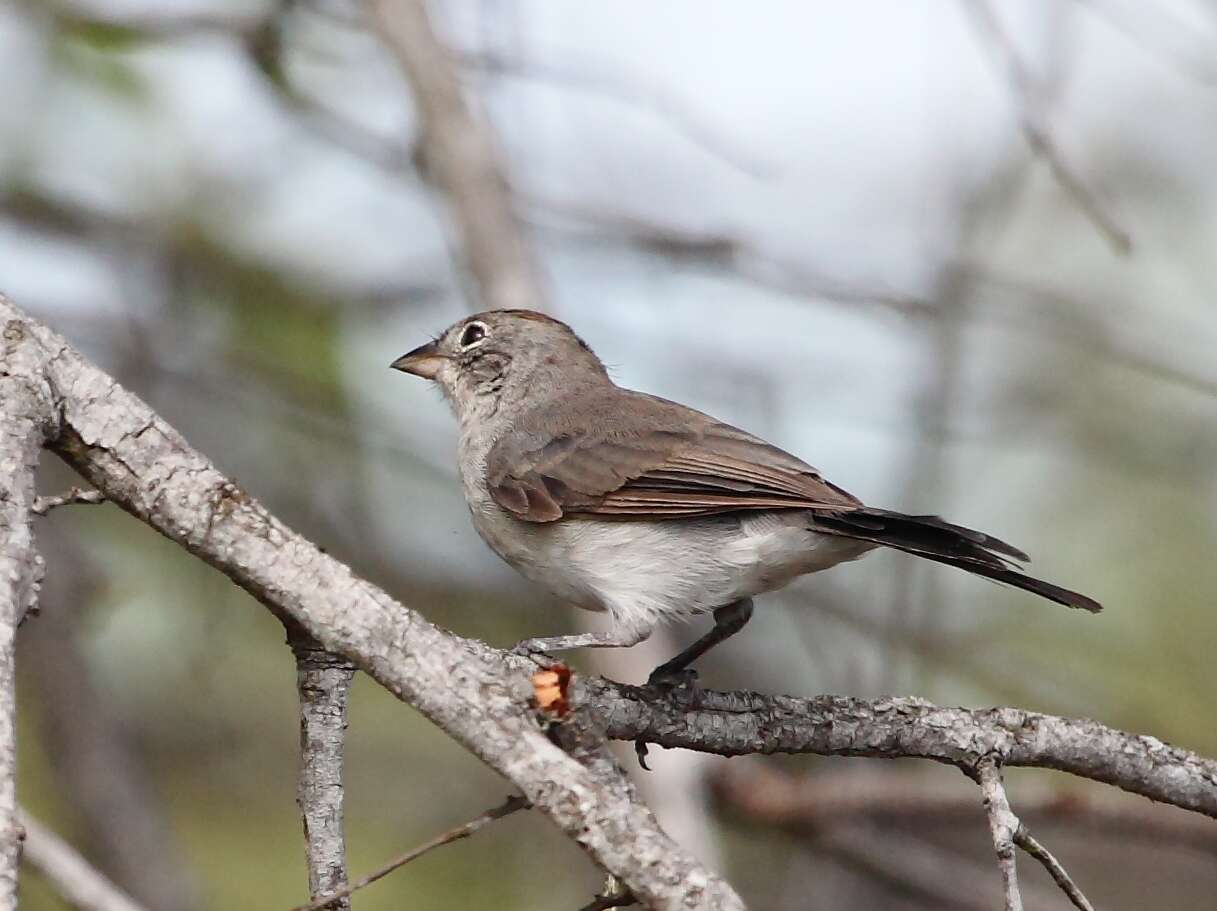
[371,0,546,313]
[18,811,147,911]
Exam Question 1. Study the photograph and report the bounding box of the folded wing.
[486,390,858,522]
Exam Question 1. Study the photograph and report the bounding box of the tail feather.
[813,508,1101,613]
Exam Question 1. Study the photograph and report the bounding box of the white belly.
[470,500,873,633]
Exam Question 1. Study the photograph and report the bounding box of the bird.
[392,309,1099,682]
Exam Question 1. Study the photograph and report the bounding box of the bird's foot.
[645,664,700,690]
[509,638,557,664]
[635,668,699,770]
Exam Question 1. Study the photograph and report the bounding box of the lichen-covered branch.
[585,682,1217,819]
[288,628,357,911]
[0,313,59,907]
[1,296,742,910]
[976,761,1024,911]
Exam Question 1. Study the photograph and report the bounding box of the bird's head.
[391,309,608,423]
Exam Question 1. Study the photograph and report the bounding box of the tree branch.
[1013,826,1095,911]
[975,759,1096,911]
[3,295,743,910]
[587,681,1217,819]
[288,628,357,911]
[724,760,1183,908]
[371,0,546,312]
[976,761,1024,911]
[0,311,59,907]
[6,295,1217,906]
[963,0,1132,255]
[19,810,147,911]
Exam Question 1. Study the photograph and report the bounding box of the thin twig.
[32,487,105,515]
[964,0,1132,255]
[19,810,148,911]
[289,795,529,911]
[464,48,772,179]
[1014,825,1096,911]
[976,760,1024,911]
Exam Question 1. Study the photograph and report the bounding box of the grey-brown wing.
[485,391,861,523]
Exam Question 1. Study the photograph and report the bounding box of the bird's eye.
[459,322,487,349]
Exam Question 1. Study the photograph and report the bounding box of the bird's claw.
[645,665,700,689]
[634,739,652,771]
[509,639,554,661]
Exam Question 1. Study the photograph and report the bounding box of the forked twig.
[974,759,1097,911]
[977,760,1024,911]
[964,0,1132,255]
[1014,824,1096,911]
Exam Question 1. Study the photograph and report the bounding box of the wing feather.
[485,390,859,522]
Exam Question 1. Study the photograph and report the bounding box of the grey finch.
[392,309,1099,682]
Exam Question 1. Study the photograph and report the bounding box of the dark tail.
[812,508,1101,613]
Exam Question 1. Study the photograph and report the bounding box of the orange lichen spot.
[530,664,572,717]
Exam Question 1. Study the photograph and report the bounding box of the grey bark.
[0,313,59,908]
[586,683,1217,820]
[977,761,1023,911]
[19,811,147,911]
[5,295,1217,907]
[3,295,741,910]
[288,629,356,911]
[372,0,547,312]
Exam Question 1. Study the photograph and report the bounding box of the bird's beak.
[390,341,448,379]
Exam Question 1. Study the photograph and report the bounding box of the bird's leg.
[510,624,653,658]
[647,598,754,685]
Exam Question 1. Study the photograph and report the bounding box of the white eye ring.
[459,321,488,349]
